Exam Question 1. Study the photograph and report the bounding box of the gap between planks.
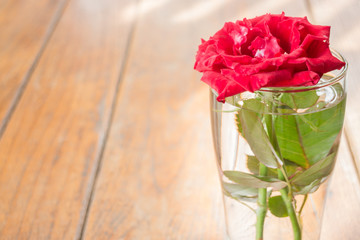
[0,0,70,140]
[75,0,140,239]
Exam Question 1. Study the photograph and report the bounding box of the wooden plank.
[82,0,309,239]
[320,137,360,239]
[0,0,135,239]
[308,0,360,179]
[0,0,68,133]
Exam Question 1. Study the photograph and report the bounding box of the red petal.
[194,13,346,102]
[272,71,320,87]
[200,71,245,102]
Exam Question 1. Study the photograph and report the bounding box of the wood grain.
[0,0,135,239]
[1,0,358,239]
[82,0,309,239]
[82,0,232,238]
[0,0,68,132]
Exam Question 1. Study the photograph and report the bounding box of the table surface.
[1,0,360,239]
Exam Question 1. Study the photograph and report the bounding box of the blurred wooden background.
[0,0,359,239]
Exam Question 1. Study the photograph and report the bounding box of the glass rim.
[257,49,348,93]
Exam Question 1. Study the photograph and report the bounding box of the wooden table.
[0,0,359,239]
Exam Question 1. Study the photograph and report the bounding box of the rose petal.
[271,71,320,87]
[200,71,245,102]
[249,36,284,58]
[300,35,345,73]
[254,69,293,88]
[222,68,292,92]
[220,54,255,69]
[194,13,345,101]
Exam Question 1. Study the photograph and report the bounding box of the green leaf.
[291,152,337,188]
[293,179,322,195]
[237,99,282,168]
[283,159,303,178]
[222,182,258,198]
[246,155,278,177]
[274,96,345,167]
[240,98,266,113]
[224,171,287,190]
[280,91,319,109]
[268,195,289,218]
[235,111,243,135]
[305,101,327,113]
[246,155,259,174]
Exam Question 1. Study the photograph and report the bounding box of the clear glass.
[210,50,347,240]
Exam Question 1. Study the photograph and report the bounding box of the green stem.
[267,98,302,240]
[255,100,272,240]
[257,93,302,239]
[256,163,268,240]
[278,170,302,240]
[298,194,308,218]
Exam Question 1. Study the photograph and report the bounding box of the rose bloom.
[194,13,345,102]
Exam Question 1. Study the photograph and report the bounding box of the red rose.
[194,13,345,102]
